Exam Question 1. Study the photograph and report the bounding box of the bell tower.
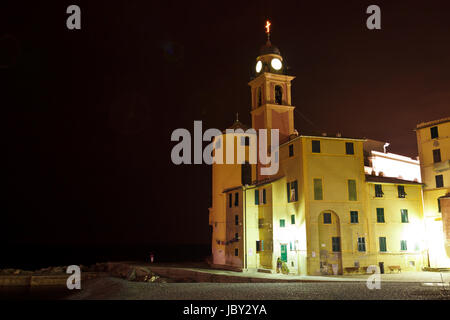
[249,21,296,144]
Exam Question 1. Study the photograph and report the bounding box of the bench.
[388,265,402,273]
[344,267,360,274]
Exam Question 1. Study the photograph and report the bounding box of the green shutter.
[350,211,358,223]
[332,237,341,252]
[348,179,357,201]
[280,219,285,228]
[379,237,387,252]
[377,208,385,223]
[291,214,295,224]
[262,189,266,204]
[255,189,259,205]
[401,209,409,223]
[401,240,407,251]
[314,179,323,200]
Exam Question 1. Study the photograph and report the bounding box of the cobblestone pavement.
[67,277,450,300]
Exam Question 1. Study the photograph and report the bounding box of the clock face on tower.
[256,60,262,73]
[271,58,282,70]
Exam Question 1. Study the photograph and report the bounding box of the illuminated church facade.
[208,23,450,275]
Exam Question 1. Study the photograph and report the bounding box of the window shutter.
[314,179,323,200]
[379,237,387,252]
[294,180,298,201]
[348,179,357,201]
[287,182,290,202]
[255,189,259,205]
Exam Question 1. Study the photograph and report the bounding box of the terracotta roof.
[222,175,284,193]
[225,119,249,132]
[365,174,423,185]
[416,117,450,130]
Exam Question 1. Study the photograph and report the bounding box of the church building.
[208,22,450,275]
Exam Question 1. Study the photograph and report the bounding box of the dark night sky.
[2,1,449,248]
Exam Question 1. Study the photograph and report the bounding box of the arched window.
[275,85,282,105]
[257,87,262,106]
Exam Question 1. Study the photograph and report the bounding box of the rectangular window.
[280,219,286,228]
[433,149,442,163]
[348,179,357,201]
[256,240,264,252]
[314,178,323,200]
[401,209,409,223]
[291,214,295,224]
[228,193,232,208]
[235,215,239,226]
[357,237,366,252]
[289,144,294,157]
[375,184,384,197]
[286,182,290,202]
[438,198,442,213]
[398,185,407,198]
[379,237,387,252]
[235,233,239,240]
[377,208,385,223]
[255,189,260,205]
[312,140,321,153]
[436,175,444,188]
[345,142,354,155]
[262,189,267,204]
[400,240,407,251]
[234,192,239,207]
[323,212,332,224]
[292,180,298,202]
[290,241,293,251]
[235,248,239,256]
[430,126,439,139]
[287,181,298,202]
[332,237,341,252]
[350,211,359,223]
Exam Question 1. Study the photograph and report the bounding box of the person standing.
[276,257,282,273]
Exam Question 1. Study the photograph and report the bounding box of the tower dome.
[259,39,281,56]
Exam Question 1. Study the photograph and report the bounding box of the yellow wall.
[416,118,450,267]
[366,183,426,271]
